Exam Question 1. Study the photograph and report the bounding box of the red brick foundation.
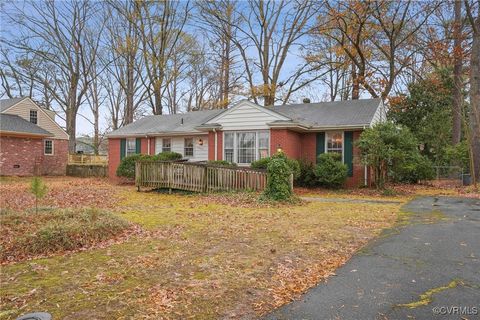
[0,136,68,176]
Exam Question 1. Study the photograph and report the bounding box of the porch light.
[198,138,204,146]
[277,144,283,153]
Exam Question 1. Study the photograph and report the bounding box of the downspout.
[146,135,150,155]
[213,129,217,161]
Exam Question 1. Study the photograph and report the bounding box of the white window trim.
[325,131,344,162]
[44,139,54,155]
[223,130,270,165]
[30,109,38,124]
[184,137,194,157]
[126,138,136,156]
[162,138,171,153]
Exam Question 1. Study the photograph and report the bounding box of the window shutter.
[136,138,142,154]
[344,131,354,177]
[120,139,126,160]
[316,132,325,163]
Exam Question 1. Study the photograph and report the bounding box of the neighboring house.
[107,99,386,187]
[0,97,69,176]
[76,136,108,155]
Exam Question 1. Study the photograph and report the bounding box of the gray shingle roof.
[108,109,225,137]
[0,97,28,113]
[269,98,381,127]
[108,99,381,137]
[0,114,52,136]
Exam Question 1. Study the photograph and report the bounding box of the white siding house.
[155,135,208,162]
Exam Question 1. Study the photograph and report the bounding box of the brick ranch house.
[0,97,69,176]
[108,99,386,187]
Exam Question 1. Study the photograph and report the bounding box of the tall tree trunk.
[453,0,463,145]
[67,80,78,153]
[154,88,162,115]
[66,108,77,153]
[351,64,359,100]
[469,10,480,183]
[125,55,135,124]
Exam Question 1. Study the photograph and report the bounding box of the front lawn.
[1,177,404,319]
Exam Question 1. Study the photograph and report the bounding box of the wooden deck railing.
[68,154,108,165]
[135,161,270,193]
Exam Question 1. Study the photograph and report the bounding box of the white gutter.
[107,131,209,138]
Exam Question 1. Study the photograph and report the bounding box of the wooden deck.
[135,161,271,193]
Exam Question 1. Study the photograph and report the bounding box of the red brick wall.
[149,137,155,155]
[108,138,121,179]
[0,136,67,176]
[270,129,368,188]
[300,132,316,163]
[208,132,215,160]
[270,129,302,159]
[345,130,367,187]
[42,139,68,175]
[207,131,224,161]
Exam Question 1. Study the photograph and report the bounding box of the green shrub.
[315,153,348,188]
[394,153,435,183]
[156,151,183,161]
[445,141,470,172]
[296,159,317,187]
[251,155,300,179]
[206,160,237,167]
[116,152,182,178]
[357,122,427,188]
[262,152,293,201]
[116,154,148,178]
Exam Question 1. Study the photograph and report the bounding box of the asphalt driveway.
[265,197,480,320]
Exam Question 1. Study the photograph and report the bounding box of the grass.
[0,177,407,319]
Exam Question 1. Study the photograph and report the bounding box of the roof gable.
[204,100,290,130]
[0,97,28,113]
[0,97,68,139]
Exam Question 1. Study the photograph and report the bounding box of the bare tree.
[3,1,105,152]
[197,0,241,108]
[106,0,146,125]
[134,0,191,115]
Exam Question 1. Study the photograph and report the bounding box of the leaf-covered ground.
[1,177,408,319]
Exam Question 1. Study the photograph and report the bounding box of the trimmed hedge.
[116,152,182,178]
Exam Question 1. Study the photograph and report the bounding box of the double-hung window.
[326,131,343,156]
[162,138,171,152]
[237,132,256,164]
[30,110,38,124]
[126,138,136,156]
[224,133,234,163]
[184,138,194,157]
[258,131,269,159]
[223,131,270,164]
[44,139,53,155]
